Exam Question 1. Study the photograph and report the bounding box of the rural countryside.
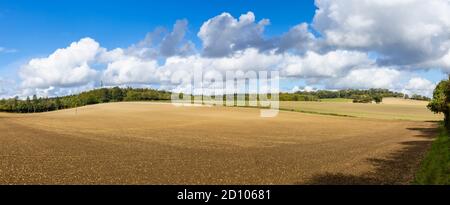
[0,0,449,191]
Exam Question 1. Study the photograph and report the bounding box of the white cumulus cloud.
[403,77,436,97]
[102,52,160,85]
[198,12,270,57]
[10,6,450,98]
[327,67,402,90]
[281,50,373,78]
[313,0,450,67]
[19,38,100,89]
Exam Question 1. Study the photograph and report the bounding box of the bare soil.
[0,102,439,184]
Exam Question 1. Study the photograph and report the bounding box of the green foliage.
[283,88,417,103]
[295,88,406,99]
[428,80,449,114]
[279,93,318,101]
[352,95,373,103]
[351,94,383,104]
[410,94,431,101]
[414,124,450,185]
[292,88,429,104]
[0,87,171,113]
[428,79,450,129]
[111,87,125,102]
[372,94,383,104]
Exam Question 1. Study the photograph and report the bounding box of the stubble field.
[0,101,441,184]
[280,98,440,121]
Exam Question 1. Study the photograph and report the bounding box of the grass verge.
[414,123,450,185]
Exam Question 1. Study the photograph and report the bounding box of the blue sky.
[0,0,316,81]
[0,0,314,58]
[0,0,449,98]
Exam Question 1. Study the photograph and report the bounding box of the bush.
[372,95,383,104]
[352,95,373,103]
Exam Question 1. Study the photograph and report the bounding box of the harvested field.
[0,102,439,184]
[280,98,441,121]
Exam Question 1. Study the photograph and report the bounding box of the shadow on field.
[406,127,439,139]
[302,125,439,185]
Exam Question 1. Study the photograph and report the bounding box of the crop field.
[0,101,441,184]
[280,98,441,121]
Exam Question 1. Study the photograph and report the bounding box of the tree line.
[294,88,404,99]
[0,87,431,113]
[0,87,171,113]
[285,88,430,103]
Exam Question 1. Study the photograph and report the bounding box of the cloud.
[313,0,450,67]
[14,36,437,97]
[326,67,402,90]
[19,83,97,99]
[198,12,270,57]
[403,77,436,97]
[291,85,317,93]
[127,20,195,59]
[160,49,374,83]
[157,48,282,82]
[126,28,163,59]
[11,7,450,98]
[198,12,317,57]
[0,47,17,53]
[423,50,450,72]
[199,48,282,72]
[160,19,194,57]
[281,50,372,78]
[19,38,100,89]
[0,78,16,98]
[102,53,160,85]
[275,23,316,54]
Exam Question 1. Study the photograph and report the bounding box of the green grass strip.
[414,124,450,185]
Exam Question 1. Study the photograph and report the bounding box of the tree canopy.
[428,78,450,129]
[0,87,171,113]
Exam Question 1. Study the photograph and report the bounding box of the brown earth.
[0,102,439,184]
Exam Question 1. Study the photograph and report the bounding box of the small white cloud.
[0,47,18,53]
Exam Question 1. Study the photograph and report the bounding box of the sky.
[1,0,449,98]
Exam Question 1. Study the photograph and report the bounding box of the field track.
[0,102,439,184]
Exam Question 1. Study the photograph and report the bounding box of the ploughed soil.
[0,102,439,184]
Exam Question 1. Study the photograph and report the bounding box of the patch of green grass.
[414,124,450,185]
